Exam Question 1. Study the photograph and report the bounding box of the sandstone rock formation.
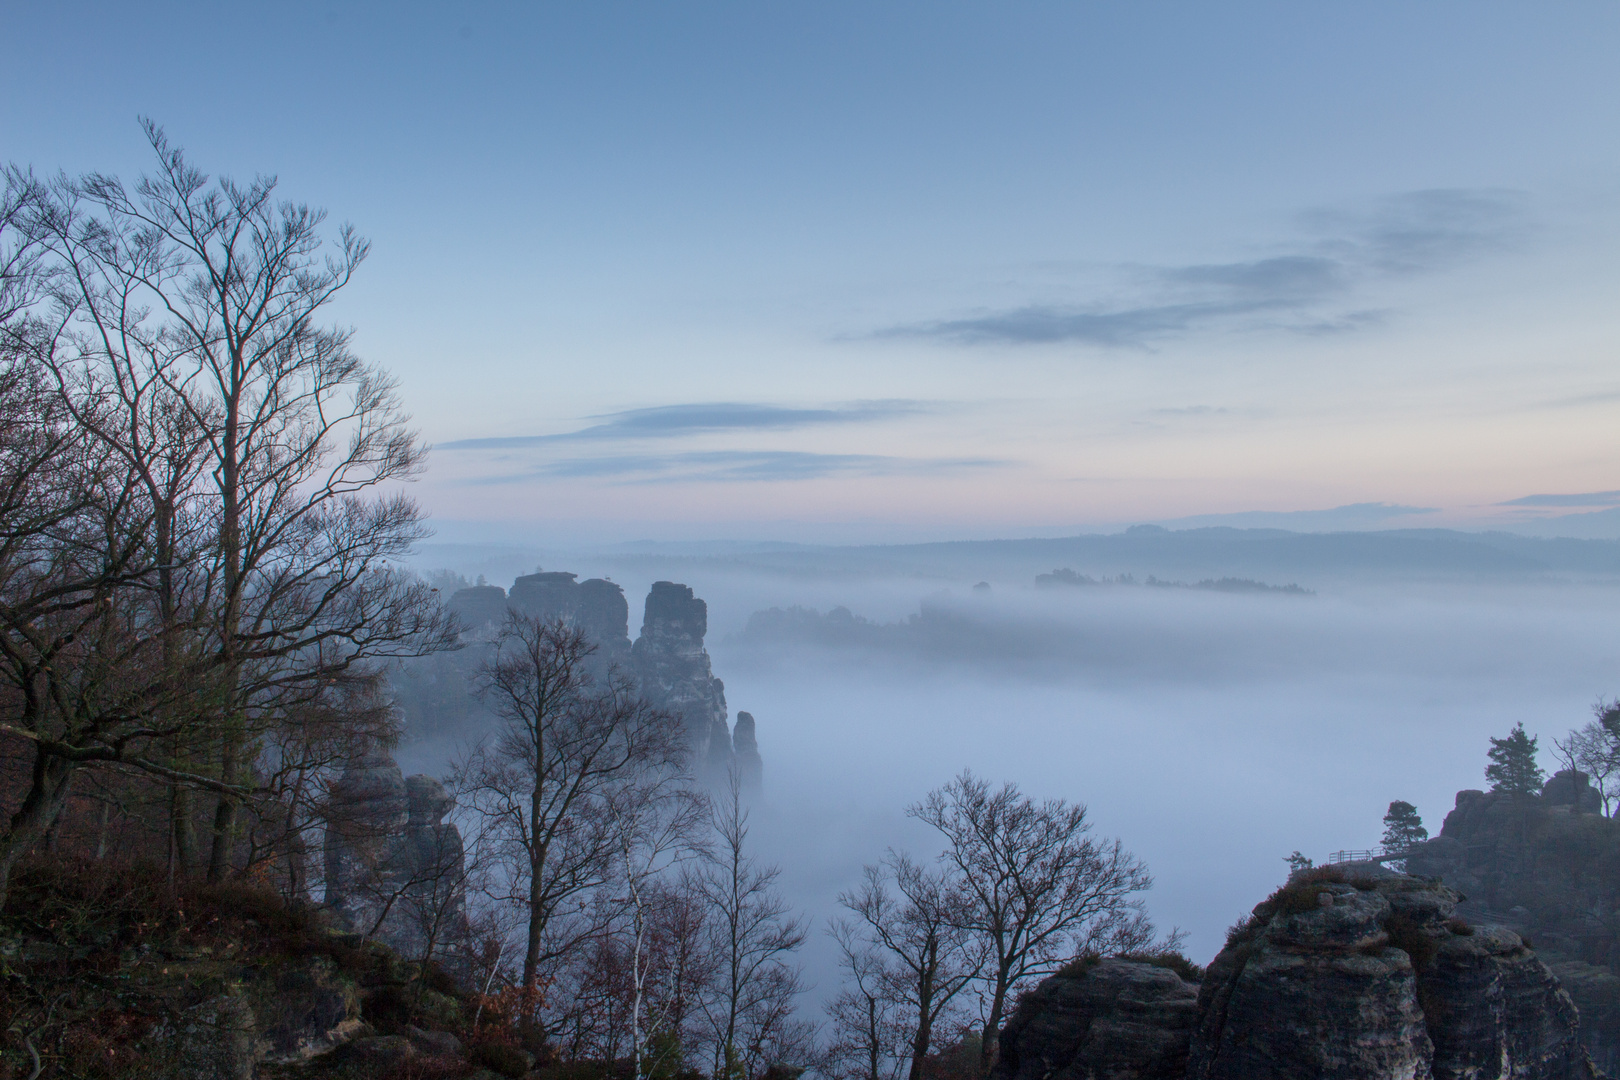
[508,571,633,668]
[632,580,734,779]
[993,872,1606,1080]
[1188,872,1599,1080]
[995,957,1200,1080]
[1403,775,1620,1072]
[734,710,763,792]
[322,748,468,961]
[445,582,508,632]
[440,573,761,787]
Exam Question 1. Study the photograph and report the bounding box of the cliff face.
[995,872,1604,1080]
[444,582,507,631]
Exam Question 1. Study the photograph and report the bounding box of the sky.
[5,2,1620,543]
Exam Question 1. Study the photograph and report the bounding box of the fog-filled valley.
[12,8,1620,1071]
[399,527,1620,989]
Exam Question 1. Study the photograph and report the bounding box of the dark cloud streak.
[880,188,1528,349]
[1499,491,1620,508]
[443,400,926,450]
[469,449,1008,485]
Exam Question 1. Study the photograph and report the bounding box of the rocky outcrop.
[633,581,733,777]
[1402,780,1620,1072]
[446,582,508,632]
[1188,871,1600,1080]
[508,571,633,664]
[995,958,1200,1080]
[322,748,467,961]
[734,711,763,792]
[439,573,762,788]
[995,873,1605,1080]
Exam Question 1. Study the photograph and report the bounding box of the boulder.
[253,955,364,1063]
[1544,771,1605,815]
[168,994,258,1080]
[408,1024,465,1057]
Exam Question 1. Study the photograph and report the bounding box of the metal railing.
[1327,848,1400,864]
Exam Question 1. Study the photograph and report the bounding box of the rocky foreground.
[996,868,1605,1080]
[0,859,526,1080]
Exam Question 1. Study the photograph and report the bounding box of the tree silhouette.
[1486,723,1544,795]
[1380,801,1427,853]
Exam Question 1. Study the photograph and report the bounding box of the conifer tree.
[1486,723,1545,795]
[1380,801,1427,853]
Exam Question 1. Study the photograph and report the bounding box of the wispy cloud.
[1153,405,1231,416]
[442,400,926,450]
[899,298,1285,348]
[1498,490,1620,508]
[469,450,1008,485]
[1303,189,1529,274]
[880,188,1528,349]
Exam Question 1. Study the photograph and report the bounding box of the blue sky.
[6,2,1620,542]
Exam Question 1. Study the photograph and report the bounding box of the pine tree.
[1486,723,1545,795]
[1381,801,1427,853]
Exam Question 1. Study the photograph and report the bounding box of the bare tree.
[698,768,808,1080]
[22,121,455,883]
[0,290,213,902]
[607,760,708,1080]
[909,771,1154,1076]
[822,919,910,1080]
[1557,701,1620,816]
[455,612,688,1041]
[838,854,983,1080]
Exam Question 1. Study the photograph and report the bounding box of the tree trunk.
[979,978,1008,1077]
[0,749,77,909]
[521,776,546,1043]
[909,1001,934,1080]
[171,782,196,878]
[205,663,247,883]
[206,734,240,882]
[868,996,881,1080]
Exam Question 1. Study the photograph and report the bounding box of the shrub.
[1120,951,1206,984]
[1057,949,1205,983]
[1056,952,1100,979]
[1253,865,1378,921]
